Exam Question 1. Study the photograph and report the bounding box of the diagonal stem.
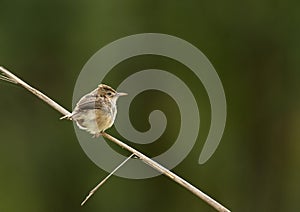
[0,66,70,116]
[0,66,230,212]
[81,153,135,206]
[102,133,230,212]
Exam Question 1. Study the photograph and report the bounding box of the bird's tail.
[60,113,72,120]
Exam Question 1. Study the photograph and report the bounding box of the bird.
[61,84,127,137]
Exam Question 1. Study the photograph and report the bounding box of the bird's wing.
[75,88,103,111]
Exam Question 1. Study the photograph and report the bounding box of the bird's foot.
[93,131,104,138]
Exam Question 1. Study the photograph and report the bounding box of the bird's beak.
[117,92,128,97]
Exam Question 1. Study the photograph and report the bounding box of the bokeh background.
[0,1,299,211]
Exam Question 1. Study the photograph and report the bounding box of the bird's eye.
[107,92,112,96]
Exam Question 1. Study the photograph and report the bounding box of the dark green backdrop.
[1,0,299,211]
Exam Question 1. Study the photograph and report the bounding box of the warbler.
[61,84,127,137]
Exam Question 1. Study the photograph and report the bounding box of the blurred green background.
[0,0,299,211]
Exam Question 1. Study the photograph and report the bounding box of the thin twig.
[102,133,230,212]
[81,153,135,206]
[0,66,230,212]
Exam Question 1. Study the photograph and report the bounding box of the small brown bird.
[61,84,127,137]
